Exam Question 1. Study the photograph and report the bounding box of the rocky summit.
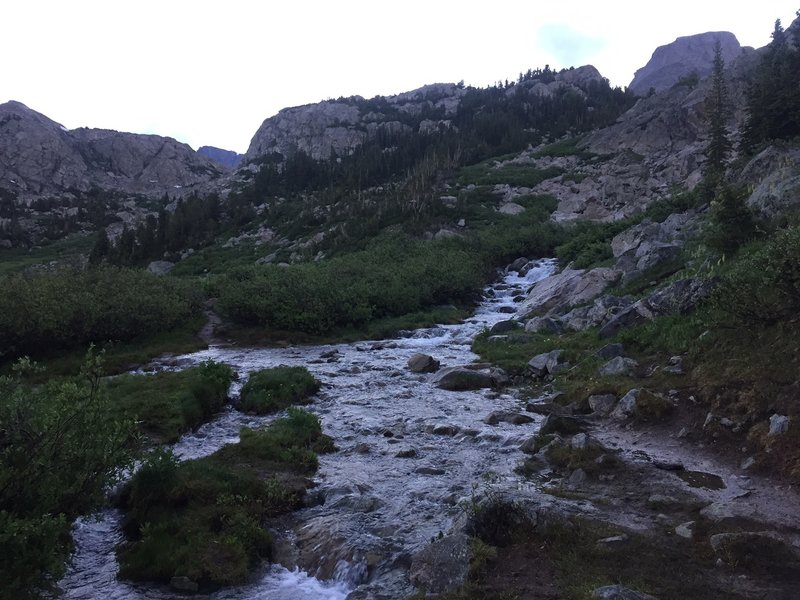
[629,31,743,95]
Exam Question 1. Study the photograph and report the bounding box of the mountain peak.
[629,31,742,95]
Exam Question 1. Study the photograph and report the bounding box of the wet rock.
[489,319,518,334]
[769,414,790,435]
[675,521,696,539]
[429,424,460,436]
[415,466,447,475]
[330,495,384,513]
[407,353,440,373]
[498,306,516,314]
[432,367,493,391]
[597,343,625,360]
[528,349,563,378]
[519,436,540,454]
[170,576,198,592]
[396,448,418,458]
[591,584,657,600]
[508,257,529,273]
[409,533,470,594]
[539,414,585,436]
[489,366,510,387]
[525,401,571,416]
[483,411,535,426]
[320,349,340,359]
[589,393,617,416]
[653,459,684,471]
[599,357,639,377]
[351,443,371,454]
[518,267,621,317]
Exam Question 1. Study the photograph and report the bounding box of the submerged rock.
[432,367,493,391]
[483,411,535,426]
[407,353,440,373]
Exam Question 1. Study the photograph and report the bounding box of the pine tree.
[88,228,110,265]
[704,40,731,185]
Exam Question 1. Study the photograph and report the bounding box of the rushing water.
[59,259,557,599]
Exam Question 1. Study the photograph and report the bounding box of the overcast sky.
[2,1,798,154]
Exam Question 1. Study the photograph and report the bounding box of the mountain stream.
[58,259,557,599]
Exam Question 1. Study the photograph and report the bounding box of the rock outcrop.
[629,31,742,96]
[0,101,225,201]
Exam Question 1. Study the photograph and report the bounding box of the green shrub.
[239,366,320,414]
[711,226,800,324]
[555,220,632,268]
[0,266,202,361]
[0,354,135,599]
[117,409,333,588]
[704,185,759,255]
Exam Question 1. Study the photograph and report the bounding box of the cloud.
[536,22,607,68]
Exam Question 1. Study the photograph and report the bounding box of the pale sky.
[2,1,798,154]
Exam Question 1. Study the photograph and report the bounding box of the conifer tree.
[704,40,731,185]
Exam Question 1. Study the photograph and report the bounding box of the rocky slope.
[0,100,225,201]
[243,67,608,164]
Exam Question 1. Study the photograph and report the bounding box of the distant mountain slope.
[197,146,243,169]
[0,101,225,201]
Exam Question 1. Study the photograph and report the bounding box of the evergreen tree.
[704,40,732,184]
[88,228,110,265]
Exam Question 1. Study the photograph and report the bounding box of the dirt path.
[198,300,224,345]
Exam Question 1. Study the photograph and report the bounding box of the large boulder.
[518,267,621,318]
[528,349,563,378]
[432,367,493,391]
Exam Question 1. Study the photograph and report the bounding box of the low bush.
[239,366,320,414]
[117,408,333,588]
[0,266,202,362]
[711,226,800,324]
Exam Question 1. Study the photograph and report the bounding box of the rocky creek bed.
[58,257,800,599]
